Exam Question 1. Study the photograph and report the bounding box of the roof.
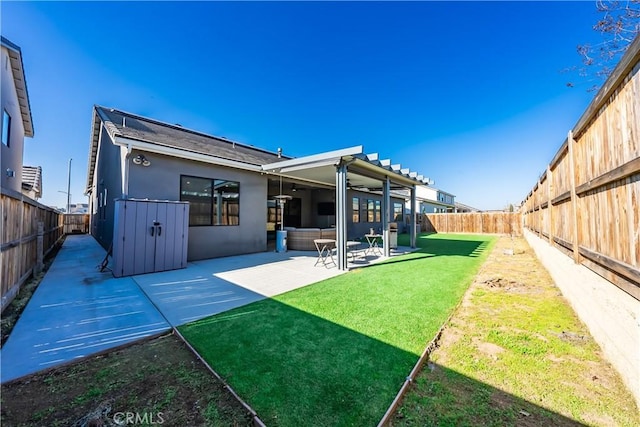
[1,36,34,137]
[85,106,433,195]
[86,106,286,193]
[262,146,433,189]
[22,165,42,199]
[455,201,481,212]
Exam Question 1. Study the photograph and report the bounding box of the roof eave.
[113,136,263,172]
[1,37,34,137]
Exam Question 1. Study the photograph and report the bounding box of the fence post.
[35,221,44,274]
[567,130,580,263]
[547,165,553,245]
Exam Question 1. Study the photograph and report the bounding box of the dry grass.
[394,235,639,427]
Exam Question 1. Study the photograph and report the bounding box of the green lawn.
[179,233,495,426]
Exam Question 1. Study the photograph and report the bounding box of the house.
[404,185,456,214]
[1,36,34,193]
[454,201,481,213]
[68,203,89,214]
[21,165,42,199]
[85,106,428,268]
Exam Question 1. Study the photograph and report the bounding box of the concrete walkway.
[1,235,170,383]
[1,235,415,383]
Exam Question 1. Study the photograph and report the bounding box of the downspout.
[122,143,132,199]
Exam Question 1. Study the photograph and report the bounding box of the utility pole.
[66,158,72,213]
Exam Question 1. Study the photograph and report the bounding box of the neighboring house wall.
[126,151,268,261]
[89,124,123,249]
[1,46,24,192]
[408,185,456,214]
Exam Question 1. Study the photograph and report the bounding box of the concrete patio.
[1,235,414,383]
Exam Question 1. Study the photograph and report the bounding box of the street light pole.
[66,158,72,213]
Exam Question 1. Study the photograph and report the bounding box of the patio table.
[314,239,336,267]
[346,241,364,261]
[364,234,383,256]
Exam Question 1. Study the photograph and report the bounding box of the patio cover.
[262,146,432,270]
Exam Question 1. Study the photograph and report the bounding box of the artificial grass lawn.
[179,233,495,426]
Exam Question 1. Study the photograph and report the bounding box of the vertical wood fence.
[63,214,90,234]
[1,187,64,312]
[421,212,522,236]
[522,36,640,301]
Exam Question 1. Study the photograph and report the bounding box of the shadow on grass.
[180,298,587,427]
[394,363,586,427]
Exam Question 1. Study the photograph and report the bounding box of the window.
[2,110,10,146]
[180,175,240,226]
[393,202,403,221]
[352,197,359,222]
[374,200,381,222]
[367,199,374,222]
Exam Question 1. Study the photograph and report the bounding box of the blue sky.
[2,1,606,211]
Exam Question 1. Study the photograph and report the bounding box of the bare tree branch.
[565,0,640,91]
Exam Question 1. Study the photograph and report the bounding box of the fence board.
[521,38,640,300]
[63,214,89,234]
[422,212,521,236]
[1,188,64,312]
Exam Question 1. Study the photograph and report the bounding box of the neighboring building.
[86,106,424,262]
[69,203,89,214]
[404,185,456,214]
[21,165,42,199]
[1,36,34,193]
[454,201,481,213]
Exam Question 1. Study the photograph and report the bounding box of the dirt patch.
[557,330,588,343]
[393,235,640,427]
[0,333,252,426]
[475,340,506,360]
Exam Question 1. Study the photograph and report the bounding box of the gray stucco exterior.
[1,41,31,193]
[127,151,268,260]
[90,124,123,249]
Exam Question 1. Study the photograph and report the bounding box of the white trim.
[261,145,363,171]
[279,158,339,173]
[113,136,262,172]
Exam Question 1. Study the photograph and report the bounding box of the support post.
[336,163,348,270]
[567,130,581,263]
[410,185,417,248]
[383,176,390,257]
[35,221,44,274]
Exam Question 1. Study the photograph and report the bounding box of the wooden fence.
[522,35,640,300]
[1,187,64,312]
[421,212,522,236]
[64,214,90,234]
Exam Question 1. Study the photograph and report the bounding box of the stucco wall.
[90,125,123,249]
[127,151,267,260]
[0,47,24,192]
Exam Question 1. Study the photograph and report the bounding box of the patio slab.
[1,235,170,383]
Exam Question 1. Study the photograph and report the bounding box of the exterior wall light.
[132,154,151,167]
